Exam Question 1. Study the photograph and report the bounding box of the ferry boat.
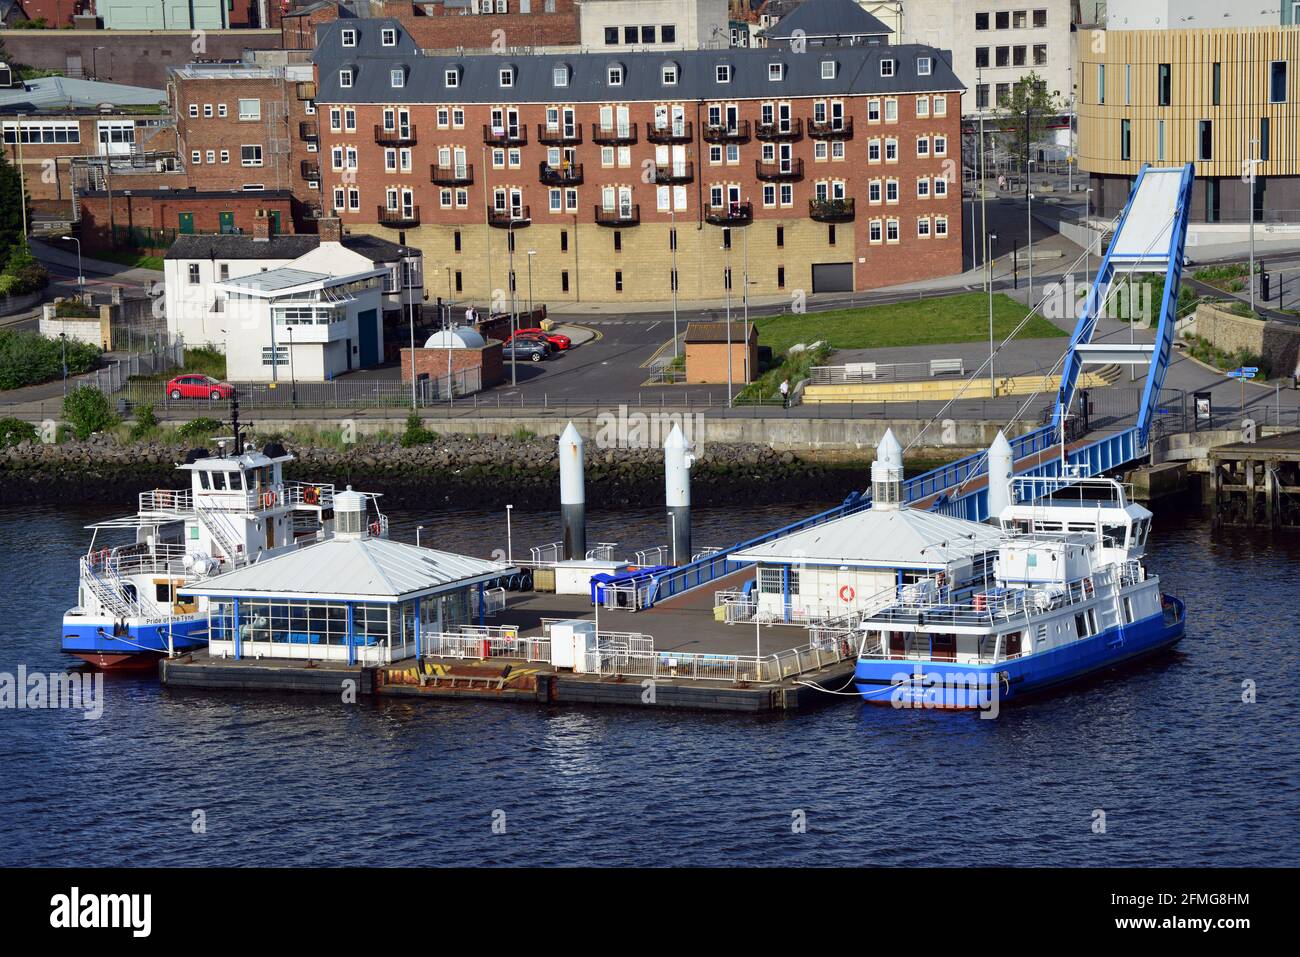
[61,409,388,670]
[853,476,1186,708]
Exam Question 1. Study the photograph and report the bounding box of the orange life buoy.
[261,492,275,509]
[369,521,382,536]
[303,485,319,506]
[839,584,856,602]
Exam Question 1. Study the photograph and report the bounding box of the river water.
[1,498,1297,867]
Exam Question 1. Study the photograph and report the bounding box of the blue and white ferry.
[853,474,1186,708]
[62,416,386,670]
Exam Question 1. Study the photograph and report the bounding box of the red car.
[166,375,233,401]
[515,327,571,351]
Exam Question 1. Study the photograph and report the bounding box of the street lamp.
[526,249,536,319]
[507,219,520,386]
[64,234,84,286]
[406,251,417,412]
[670,207,679,358]
[723,237,733,408]
[1247,138,1261,315]
[505,504,514,563]
[987,232,997,397]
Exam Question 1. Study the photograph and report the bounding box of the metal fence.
[84,344,185,397]
[581,632,857,685]
[809,359,968,385]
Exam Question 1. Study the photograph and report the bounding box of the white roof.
[182,536,514,602]
[731,506,1003,569]
[424,327,486,349]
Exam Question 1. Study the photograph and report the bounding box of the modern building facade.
[1103,0,1281,31]
[899,0,1073,117]
[312,14,964,302]
[1077,24,1300,224]
[578,0,729,50]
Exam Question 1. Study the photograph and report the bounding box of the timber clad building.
[311,16,964,301]
[1079,26,1300,224]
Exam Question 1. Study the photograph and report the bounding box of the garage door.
[812,262,853,293]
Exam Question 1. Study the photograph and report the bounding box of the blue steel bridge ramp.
[647,164,1195,608]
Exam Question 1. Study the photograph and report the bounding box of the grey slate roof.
[0,76,166,113]
[762,0,892,41]
[164,232,414,262]
[313,17,961,105]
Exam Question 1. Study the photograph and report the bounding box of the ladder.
[80,558,139,620]
[196,505,248,568]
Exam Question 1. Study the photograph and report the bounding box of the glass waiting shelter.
[183,530,514,665]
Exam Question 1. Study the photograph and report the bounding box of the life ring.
[303,485,319,506]
[261,492,275,509]
[369,521,382,536]
[839,584,856,602]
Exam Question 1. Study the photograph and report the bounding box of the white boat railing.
[139,488,194,514]
[582,632,856,684]
[425,631,552,663]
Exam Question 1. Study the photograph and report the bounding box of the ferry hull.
[61,616,208,671]
[854,598,1186,709]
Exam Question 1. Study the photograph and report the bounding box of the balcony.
[704,201,753,227]
[430,163,473,186]
[375,124,416,146]
[483,124,527,146]
[755,158,804,181]
[594,204,640,227]
[702,120,750,144]
[809,197,855,223]
[487,206,531,228]
[298,120,318,140]
[537,123,582,146]
[647,121,693,144]
[377,205,420,228]
[591,121,637,145]
[653,162,693,184]
[300,160,320,181]
[808,116,853,139]
[295,81,316,101]
[539,161,583,186]
[755,118,803,142]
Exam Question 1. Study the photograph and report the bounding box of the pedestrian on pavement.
[779,378,790,409]
[465,304,476,326]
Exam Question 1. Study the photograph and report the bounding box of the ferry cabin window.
[1123,596,1135,624]
[198,472,210,489]
[155,582,172,603]
[1101,524,1126,548]
[1075,613,1091,638]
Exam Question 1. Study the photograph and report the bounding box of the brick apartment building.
[312,16,964,302]
[169,59,324,230]
[77,188,295,251]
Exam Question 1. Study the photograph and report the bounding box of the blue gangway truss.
[1054,163,1195,448]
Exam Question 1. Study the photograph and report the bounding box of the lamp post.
[987,232,997,397]
[407,252,417,412]
[505,504,514,563]
[1247,138,1261,315]
[724,237,733,408]
[742,222,750,385]
[60,333,67,396]
[670,206,679,357]
[64,234,84,286]
[977,67,988,297]
[507,219,519,386]
[287,322,297,407]
[526,249,536,319]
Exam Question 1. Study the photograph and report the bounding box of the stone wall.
[1191,302,1300,378]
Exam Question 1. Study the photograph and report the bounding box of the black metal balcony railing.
[809,197,855,222]
[702,120,750,143]
[755,158,804,181]
[300,160,320,181]
[539,161,583,186]
[430,163,473,186]
[647,121,693,144]
[375,124,417,146]
[594,204,640,227]
[487,206,531,228]
[591,122,638,145]
[653,162,693,184]
[483,124,527,146]
[537,123,582,145]
[808,116,853,139]
[298,120,318,140]
[755,118,803,141]
[377,205,420,228]
[704,201,753,226]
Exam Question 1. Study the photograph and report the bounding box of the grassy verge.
[737,343,832,404]
[1180,333,1271,378]
[129,346,227,384]
[91,249,166,271]
[753,292,1063,356]
[1192,262,1256,293]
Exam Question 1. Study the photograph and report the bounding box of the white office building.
[578,0,729,49]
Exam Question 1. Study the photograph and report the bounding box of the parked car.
[515,327,571,351]
[501,339,550,362]
[166,374,233,400]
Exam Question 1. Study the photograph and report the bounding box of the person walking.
[779,378,790,410]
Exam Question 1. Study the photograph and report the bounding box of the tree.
[62,385,119,440]
[995,72,1063,173]
[0,143,29,272]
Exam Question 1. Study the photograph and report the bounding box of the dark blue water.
[2,499,1297,867]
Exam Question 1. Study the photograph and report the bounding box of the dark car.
[166,374,233,400]
[502,339,550,362]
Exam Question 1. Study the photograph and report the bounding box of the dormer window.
[768,63,783,81]
[381,28,397,47]
[608,64,624,86]
[917,56,932,76]
[553,65,569,87]
[499,66,515,87]
[880,58,895,78]
[716,64,731,84]
[339,68,354,88]
[820,60,836,80]
[390,68,405,88]
[445,67,460,88]
[662,63,678,85]
[341,29,357,47]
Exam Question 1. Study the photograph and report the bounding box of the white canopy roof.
[731,506,1003,570]
[182,536,514,602]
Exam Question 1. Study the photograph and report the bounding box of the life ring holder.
[838,584,856,603]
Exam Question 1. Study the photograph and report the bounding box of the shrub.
[181,346,227,380]
[54,299,98,318]
[400,412,438,447]
[62,385,119,439]
[176,417,222,441]
[0,241,49,295]
[0,417,39,447]
[0,329,100,390]
[130,402,159,440]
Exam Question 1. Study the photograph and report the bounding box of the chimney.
[318,216,343,244]
[252,211,271,241]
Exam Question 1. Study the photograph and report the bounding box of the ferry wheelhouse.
[61,414,387,670]
[853,466,1186,708]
